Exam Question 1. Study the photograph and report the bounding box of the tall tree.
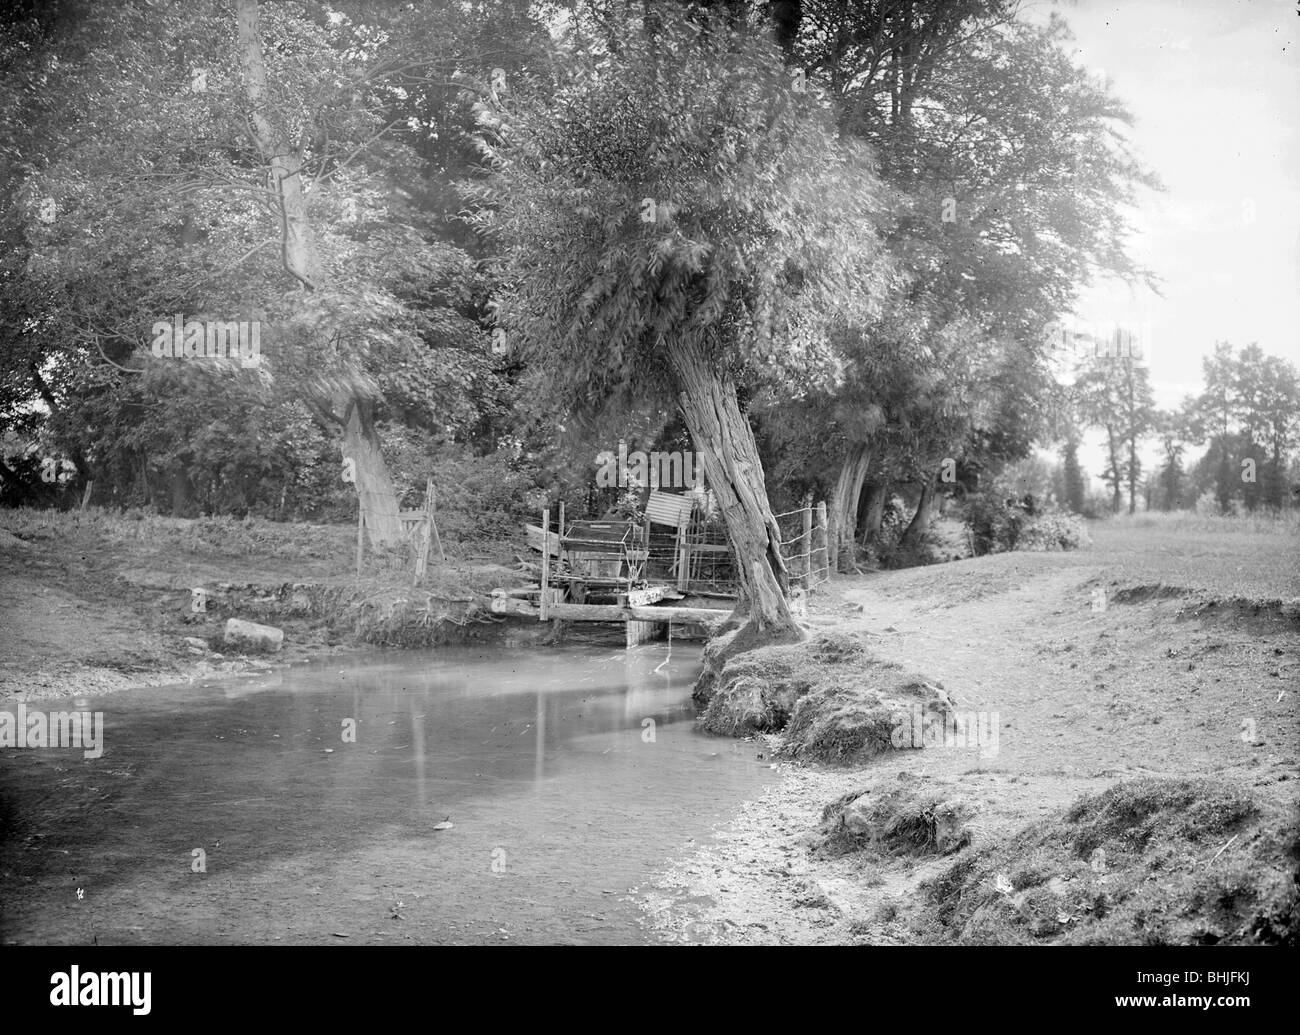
[1193,341,1239,513]
[467,12,891,641]
[780,6,1159,562]
[0,0,507,527]
[1235,345,1300,510]
[1154,402,1196,510]
[1075,349,1155,514]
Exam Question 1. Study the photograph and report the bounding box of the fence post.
[801,499,812,584]
[815,501,829,587]
[540,507,550,622]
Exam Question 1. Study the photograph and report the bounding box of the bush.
[962,495,1089,555]
[1015,512,1091,552]
[963,494,1026,555]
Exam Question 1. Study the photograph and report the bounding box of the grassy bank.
[0,506,528,700]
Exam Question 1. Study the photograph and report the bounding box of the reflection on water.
[0,642,770,945]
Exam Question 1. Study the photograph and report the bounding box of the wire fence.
[774,501,831,592]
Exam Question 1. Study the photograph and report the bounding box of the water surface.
[0,642,771,944]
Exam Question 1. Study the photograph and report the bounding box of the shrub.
[962,495,1089,554]
[1015,512,1091,552]
[962,494,1026,555]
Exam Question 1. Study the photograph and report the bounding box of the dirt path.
[637,543,1299,944]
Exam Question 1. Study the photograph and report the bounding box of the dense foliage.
[0,0,1293,566]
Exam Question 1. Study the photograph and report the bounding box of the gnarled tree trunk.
[830,442,871,571]
[666,335,800,643]
[899,476,936,550]
[858,481,887,544]
[341,397,402,547]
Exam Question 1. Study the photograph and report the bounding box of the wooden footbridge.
[491,491,830,647]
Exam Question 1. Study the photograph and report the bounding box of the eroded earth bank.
[637,524,1299,945]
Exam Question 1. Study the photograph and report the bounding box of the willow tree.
[466,13,890,642]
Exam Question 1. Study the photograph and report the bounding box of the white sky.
[1028,0,1300,486]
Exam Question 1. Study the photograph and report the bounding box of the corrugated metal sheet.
[646,491,693,528]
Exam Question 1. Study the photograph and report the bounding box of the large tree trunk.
[830,442,871,571]
[236,0,401,545]
[899,476,935,550]
[666,335,800,643]
[342,397,402,547]
[858,481,887,544]
[169,466,195,517]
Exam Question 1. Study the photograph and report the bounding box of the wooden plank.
[525,524,561,557]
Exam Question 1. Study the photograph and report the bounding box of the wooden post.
[558,500,566,574]
[641,515,651,586]
[625,618,660,648]
[801,499,812,584]
[80,479,93,510]
[540,507,550,621]
[815,501,829,587]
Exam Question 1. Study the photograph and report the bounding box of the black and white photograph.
[0,0,1295,1010]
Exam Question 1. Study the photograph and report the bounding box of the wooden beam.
[544,601,627,621]
[628,605,729,625]
[488,596,730,627]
